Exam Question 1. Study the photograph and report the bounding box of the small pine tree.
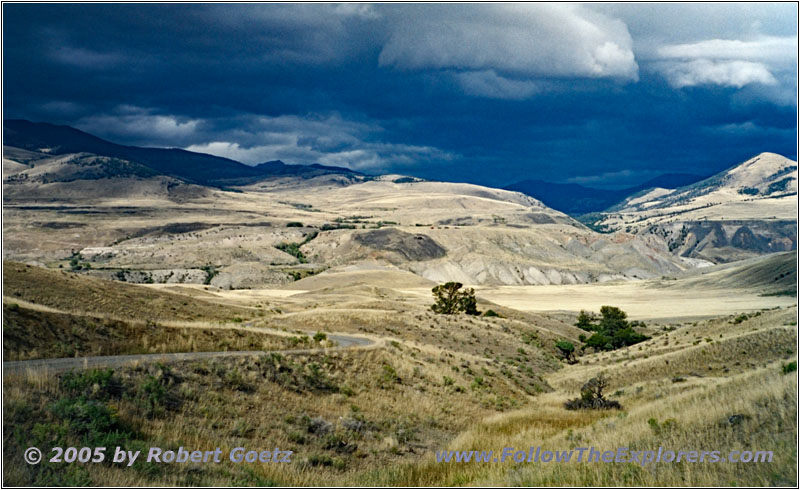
[459,287,479,315]
[580,306,649,351]
[575,310,596,331]
[431,282,480,315]
[555,340,576,364]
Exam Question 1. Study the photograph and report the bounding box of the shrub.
[303,363,338,392]
[647,417,677,435]
[275,242,307,263]
[135,371,181,417]
[782,361,797,374]
[470,376,485,390]
[732,313,749,324]
[201,265,218,285]
[287,431,307,444]
[307,454,335,467]
[225,368,254,392]
[48,397,130,446]
[305,416,332,435]
[483,309,504,318]
[564,374,622,410]
[579,306,649,351]
[59,369,124,400]
[313,332,327,343]
[323,433,357,453]
[288,335,311,347]
[378,364,401,388]
[521,331,540,347]
[139,375,167,414]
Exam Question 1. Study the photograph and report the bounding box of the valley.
[2,122,797,486]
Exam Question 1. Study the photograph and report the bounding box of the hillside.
[606,152,797,215]
[2,261,254,322]
[2,126,793,285]
[2,149,215,203]
[594,153,797,263]
[662,250,797,295]
[505,173,707,215]
[3,139,697,286]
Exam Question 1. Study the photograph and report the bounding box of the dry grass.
[3,262,255,322]
[3,345,544,486]
[2,260,795,486]
[476,282,797,322]
[2,303,294,360]
[358,306,798,487]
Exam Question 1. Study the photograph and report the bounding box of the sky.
[3,3,798,188]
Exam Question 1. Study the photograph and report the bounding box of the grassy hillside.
[363,306,798,486]
[4,303,794,486]
[664,250,797,295]
[2,304,293,361]
[3,262,254,322]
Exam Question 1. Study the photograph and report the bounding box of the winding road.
[3,322,378,375]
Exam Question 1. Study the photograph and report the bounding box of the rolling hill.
[594,152,797,263]
[504,173,708,215]
[3,121,794,284]
[3,119,358,186]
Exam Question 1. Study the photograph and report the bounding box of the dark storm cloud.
[3,3,797,187]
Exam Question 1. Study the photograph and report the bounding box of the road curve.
[3,333,377,375]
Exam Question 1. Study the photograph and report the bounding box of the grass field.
[2,263,796,486]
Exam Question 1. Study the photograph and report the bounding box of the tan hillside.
[595,153,797,263]
[2,261,254,322]
[3,146,697,285]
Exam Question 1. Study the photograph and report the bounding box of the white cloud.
[184,113,456,171]
[657,59,778,89]
[184,141,291,164]
[74,108,455,171]
[316,143,453,171]
[378,3,638,96]
[649,36,796,90]
[656,37,796,64]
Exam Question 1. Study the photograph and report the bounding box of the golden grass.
[3,303,294,360]
[357,307,798,487]
[2,259,795,486]
[3,261,254,322]
[3,347,524,486]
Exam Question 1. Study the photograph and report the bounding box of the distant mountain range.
[3,119,358,186]
[2,120,785,230]
[594,152,797,263]
[504,173,709,215]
